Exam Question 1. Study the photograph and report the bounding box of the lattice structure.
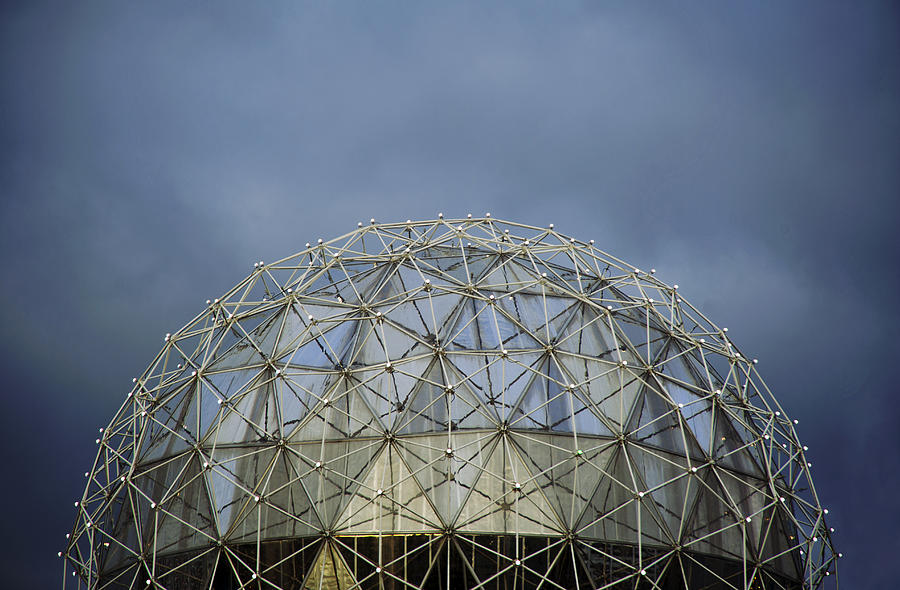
[63,217,839,589]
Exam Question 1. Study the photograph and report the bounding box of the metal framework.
[63,216,838,589]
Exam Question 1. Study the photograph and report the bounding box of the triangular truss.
[64,217,838,589]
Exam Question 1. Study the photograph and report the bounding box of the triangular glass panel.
[555,354,641,434]
[153,455,217,555]
[139,383,196,462]
[213,370,280,444]
[611,307,663,366]
[291,376,385,441]
[456,436,562,535]
[654,372,713,457]
[245,305,289,362]
[627,385,703,459]
[339,319,378,367]
[132,455,187,545]
[415,250,468,285]
[378,292,435,343]
[554,304,617,359]
[102,487,143,571]
[681,469,745,561]
[575,447,668,547]
[717,469,770,561]
[712,406,765,477]
[440,355,503,429]
[295,439,384,530]
[756,505,802,579]
[395,359,450,434]
[442,297,482,351]
[510,432,615,529]
[278,370,333,439]
[497,292,574,344]
[508,355,607,433]
[414,292,461,345]
[364,268,405,306]
[302,542,357,590]
[458,252,497,284]
[478,255,537,290]
[228,447,321,543]
[476,298,542,351]
[626,445,698,543]
[201,367,257,402]
[279,317,358,368]
[206,446,270,538]
[398,432,495,527]
[333,444,442,534]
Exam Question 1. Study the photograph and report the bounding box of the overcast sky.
[1,2,897,587]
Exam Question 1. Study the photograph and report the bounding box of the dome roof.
[64,217,837,589]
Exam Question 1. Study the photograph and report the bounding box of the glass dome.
[63,217,838,589]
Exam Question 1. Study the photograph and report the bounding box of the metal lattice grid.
[63,216,839,589]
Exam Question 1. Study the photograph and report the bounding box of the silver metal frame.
[63,216,838,589]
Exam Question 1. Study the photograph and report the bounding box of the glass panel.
[398,432,494,527]
[442,355,502,429]
[416,292,462,342]
[576,448,669,547]
[627,387,702,458]
[508,360,554,431]
[154,456,216,555]
[280,370,333,439]
[303,542,357,590]
[294,377,385,441]
[295,439,384,530]
[279,317,358,368]
[718,470,770,559]
[626,446,696,543]
[556,354,640,433]
[511,433,615,529]
[657,373,713,456]
[334,266,383,305]
[213,372,280,443]
[554,304,616,358]
[334,444,441,534]
[456,437,562,535]
[416,250,470,284]
[682,470,745,560]
[443,297,480,351]
[478,299,541,350]
[229,448,321,542]
[497,293,574,343]
[139,383,196,462]
[102,487,143,571]
[757,506,802,578]
[207,446,268,537]
[396,360,449,434]
[712,407,764,477]
[477,259,520,290]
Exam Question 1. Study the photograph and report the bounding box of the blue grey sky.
[1,2,897,587]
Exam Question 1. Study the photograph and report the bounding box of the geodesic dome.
[64,217,838,589]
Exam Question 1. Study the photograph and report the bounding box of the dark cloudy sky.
[1,2,897,587]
